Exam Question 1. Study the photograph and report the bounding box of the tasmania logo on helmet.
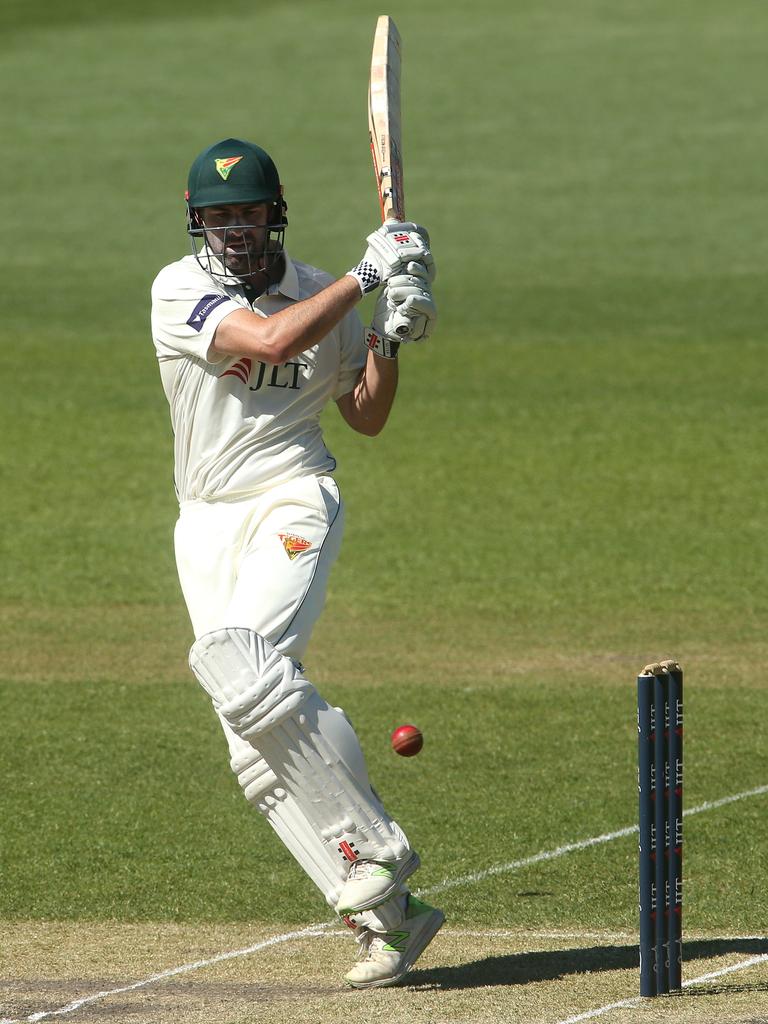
[214,156,243,180]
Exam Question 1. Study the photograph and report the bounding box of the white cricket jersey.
[150,252,367,503]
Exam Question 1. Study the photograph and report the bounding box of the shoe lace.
[347,859,389,882]
[354,928,374,961]
[354,928,389,962]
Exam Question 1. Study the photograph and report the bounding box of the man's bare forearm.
[337,351,398,436]
[213,275,362,364]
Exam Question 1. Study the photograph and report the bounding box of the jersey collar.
[268,252,300,301]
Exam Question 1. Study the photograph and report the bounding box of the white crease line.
[684,953,768,987]
[418,783,768,897]
[313,928,636,941]
[2,782,766,1024]
[314,928,766,943]
[555,953,768,1024]
[0,924,333,1024]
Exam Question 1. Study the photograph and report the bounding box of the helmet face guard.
[185,138,288,284]
[186,202,287,283]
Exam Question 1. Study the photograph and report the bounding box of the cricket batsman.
[150,138,443,988]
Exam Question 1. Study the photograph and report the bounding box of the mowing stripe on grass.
[2,783,766,1024]
[554,953,768,1023]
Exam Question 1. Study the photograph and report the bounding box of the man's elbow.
[357,422,383,437]
[213,317,293,365]
[352,414,388,437]
[252,318,304,365]
[261,334,293,365]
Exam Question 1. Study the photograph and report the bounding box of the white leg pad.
[190,627,415,892]
[232,746,409,930]
[230,745,346,909]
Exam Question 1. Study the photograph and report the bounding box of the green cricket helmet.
[185,138,287,284]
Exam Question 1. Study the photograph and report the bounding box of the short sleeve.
[151,263,240,363]
[333,307,367,400]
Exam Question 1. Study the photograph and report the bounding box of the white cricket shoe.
[336,850,420,915]
[344,895,445,989]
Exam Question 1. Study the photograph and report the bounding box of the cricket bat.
[368,15,405,223]
[368,15,416,338]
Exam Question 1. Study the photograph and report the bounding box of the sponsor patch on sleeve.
[186,294,229,332]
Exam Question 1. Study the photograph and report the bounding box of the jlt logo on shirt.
[219,358,308,391]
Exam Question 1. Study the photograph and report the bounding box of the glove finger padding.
[375,297,434,344]
[383,272,437,343]
[390,304,434,343]
[400,260,432,283]
[363,223,433,282]
[401,256,436,286]
[385,273,434,306]
[386,301,434,342]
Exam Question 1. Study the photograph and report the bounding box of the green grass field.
[1,2,767,1022]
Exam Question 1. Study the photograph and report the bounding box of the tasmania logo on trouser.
[278,533,312,560]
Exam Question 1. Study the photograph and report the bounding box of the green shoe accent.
[405,895,435,919]
[382,930,409,953]
[382,897,439,952]
[344,897,446,989]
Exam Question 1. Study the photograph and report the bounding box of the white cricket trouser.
[177,475,413,927]
[174,473,344,758]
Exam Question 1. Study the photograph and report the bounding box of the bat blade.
[368,15,404,223]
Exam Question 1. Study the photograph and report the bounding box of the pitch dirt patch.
[1,922,767,1024]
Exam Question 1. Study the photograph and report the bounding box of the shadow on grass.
[407,937,768,991]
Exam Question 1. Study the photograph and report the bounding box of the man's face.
[200,202,269,277]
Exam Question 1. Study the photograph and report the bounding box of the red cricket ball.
[390,724,423,757]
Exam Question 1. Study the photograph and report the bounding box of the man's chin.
[219,249,283,285]
[224,257,263,277]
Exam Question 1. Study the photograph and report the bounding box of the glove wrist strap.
[364,328,399,359]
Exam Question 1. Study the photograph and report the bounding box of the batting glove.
[382,262,437,342]
[364,288,402,359]
[347,222,434,295]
